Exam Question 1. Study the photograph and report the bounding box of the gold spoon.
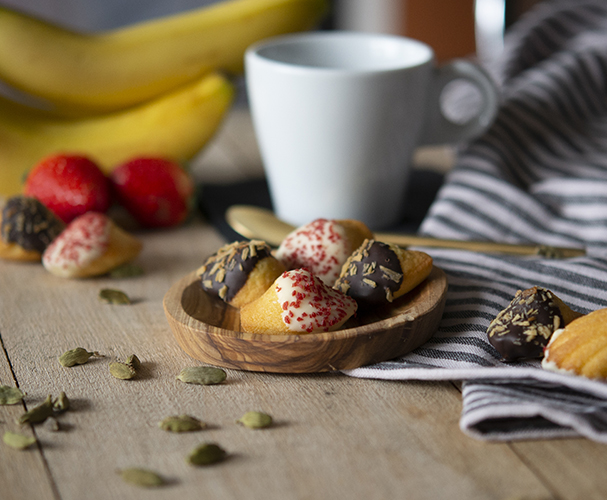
[225,205,586,259]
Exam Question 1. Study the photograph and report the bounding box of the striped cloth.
[344,0,607,442]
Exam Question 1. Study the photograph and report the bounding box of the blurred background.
[1,0,543,66]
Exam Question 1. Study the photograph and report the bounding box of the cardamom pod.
[109,263,144,278]
[186,443,227,466]
[3,431,36,450]
[109,361,137,380]
[176,367,226,386]
[126,354,141,371]
[117,468,164,488]
[99,288,131,305]
[17,395,53,425]
[0,386,25,405]
[58,347,101,367]
[236,411,273,429]
[53,391,70,412]
[159,415,206,433]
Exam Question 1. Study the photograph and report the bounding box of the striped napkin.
[344,0,607,442]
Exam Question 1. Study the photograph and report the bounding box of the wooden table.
[2,108,607,500]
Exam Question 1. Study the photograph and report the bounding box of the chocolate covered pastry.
[240,268,357,335]
[198,240,285,308]
[275,218,373,286]
[487,286,582,361]
[42,212,142,278]
[0,195,65,261]
[334,239,433,306]
[0,196,65,261]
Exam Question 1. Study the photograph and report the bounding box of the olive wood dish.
[163,266,448,373]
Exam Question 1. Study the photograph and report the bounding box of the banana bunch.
[0,0,328,196]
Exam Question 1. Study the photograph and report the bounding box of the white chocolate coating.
[275,269,357,333]
[275,219,350,285]
[42,212,110,277]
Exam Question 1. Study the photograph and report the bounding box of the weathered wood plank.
[511,439,607,500]
[0,337,59,500]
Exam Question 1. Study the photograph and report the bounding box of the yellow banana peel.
[0,73,234,196]
[0,0,327,115]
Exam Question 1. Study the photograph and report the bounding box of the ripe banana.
[0,73,234,196]
[0,0,327,115]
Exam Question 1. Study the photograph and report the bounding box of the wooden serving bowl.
[163,266,448,373]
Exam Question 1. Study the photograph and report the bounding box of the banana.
[0,0,327,115]
[0,73,234,196]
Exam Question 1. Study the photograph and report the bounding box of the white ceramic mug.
[245,31,498,229]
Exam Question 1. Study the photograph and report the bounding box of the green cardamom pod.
[176,366,226,386]
[109,361,137,380]
[236,411,273,429]
[53,391,70,412]
[0,386,25,405]
[17,395,53,425]
[117,468,164,488]
[58,347,101,367]
[186,443,226,466]
[3,431,36,450]
[159,415,206,433]
[99,288,131,305]
[126,354,141,371]
[109,263,144,278]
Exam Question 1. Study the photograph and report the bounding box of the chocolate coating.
[1,196,65,253]
[334,240,403,305]
[487,286,564,361]
[198,240,273,303]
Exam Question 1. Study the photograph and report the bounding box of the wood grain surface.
[1,109,607,500]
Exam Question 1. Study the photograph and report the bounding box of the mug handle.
[419,59,499,145]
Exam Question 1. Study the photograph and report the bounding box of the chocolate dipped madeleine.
[275,218,373,286]
[487,286,583,361]
[42,212,142,278]
[197,240,285,308]
[240,268,357,335]
[0,195,65,261]
[542,308,607,379]
[334,239,433,306]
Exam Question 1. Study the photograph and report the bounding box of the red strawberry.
[110,157,194,228]
[23,154,111,223]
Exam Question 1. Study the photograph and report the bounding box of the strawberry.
[110,157,194,228]
[23,154,111,223]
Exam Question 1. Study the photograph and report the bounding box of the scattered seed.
[109,361,137,380]
[53,391,70,412]
[99,288,131,305]
[3,431,36,450]
[117,468,165,488]
[176,366,226,386]
[186,443,226,466]
[126,354,141,371]
[0,386,25,405]
[158,415,206,433]
[59,347,101,367]
[17,395,53,425]
[109,263,144,278]
[236,411,273,429]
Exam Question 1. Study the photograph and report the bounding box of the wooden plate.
[163,266,447,373]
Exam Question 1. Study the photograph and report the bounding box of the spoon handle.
[226,205,586,258]
[375,232,585,258]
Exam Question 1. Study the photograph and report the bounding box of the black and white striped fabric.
[344,0,607,442]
